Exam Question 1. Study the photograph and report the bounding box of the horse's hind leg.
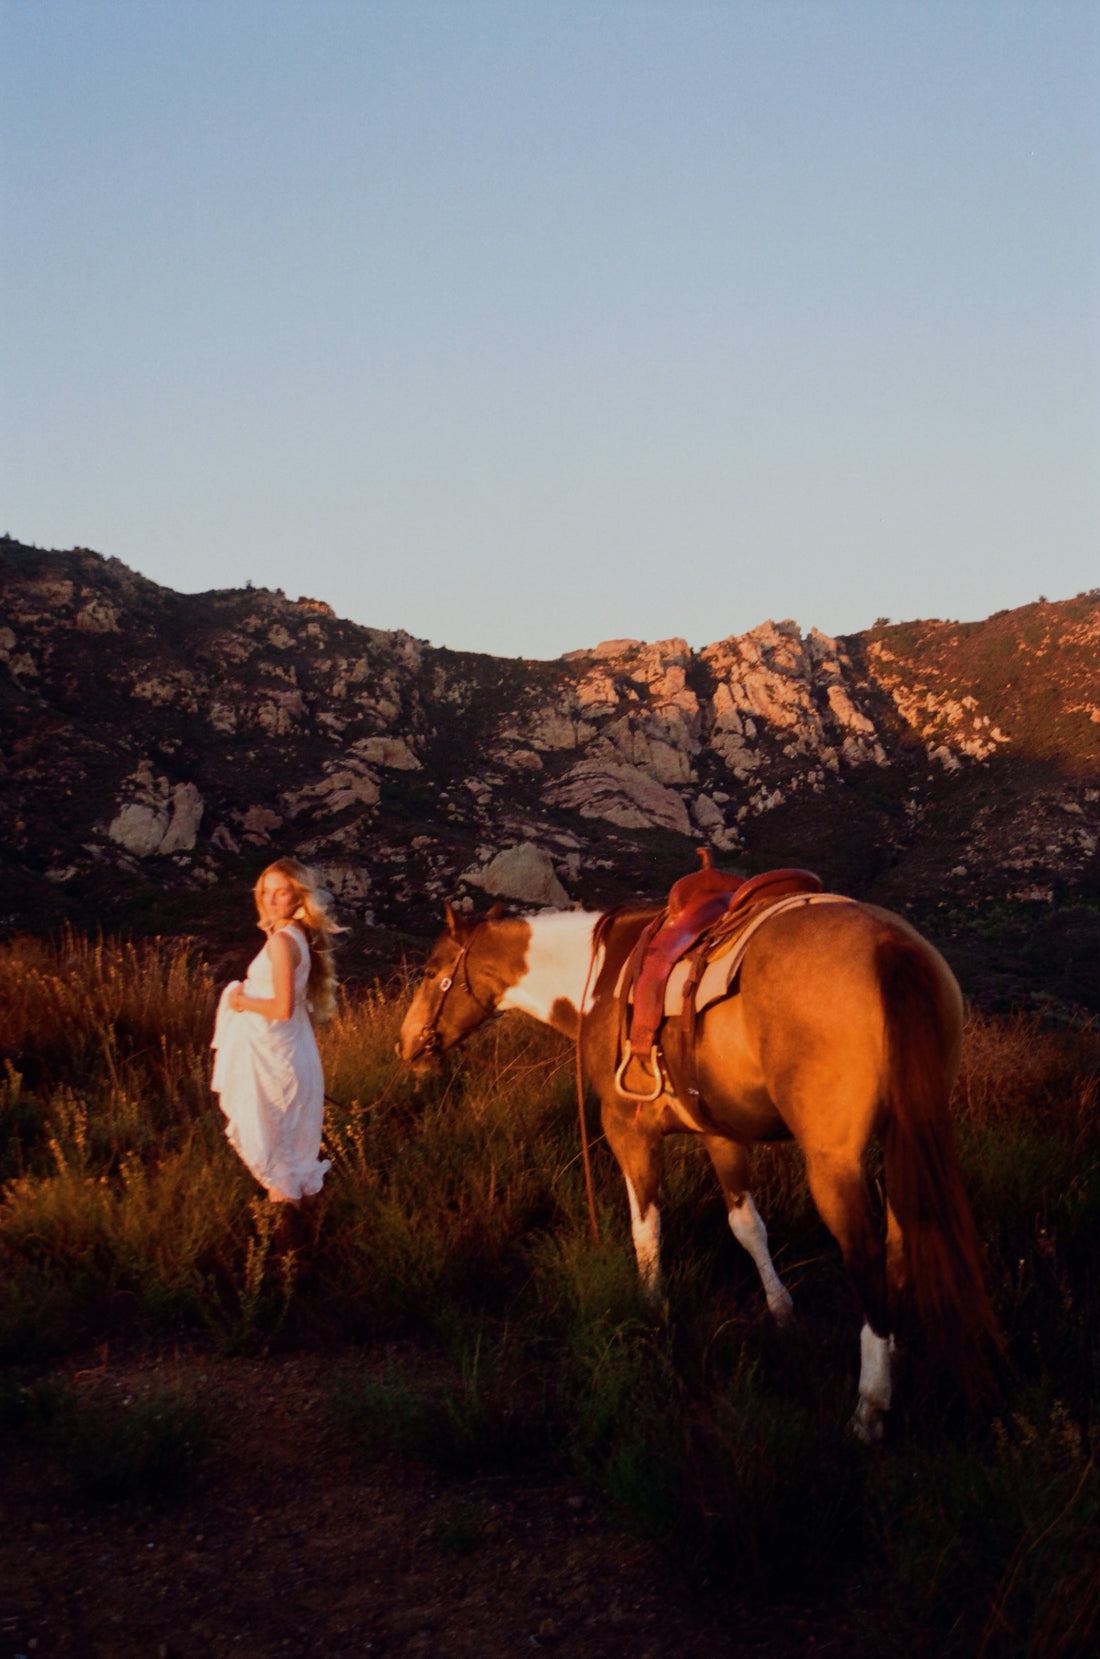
[848,1201,908,1442]
[803,1150,894,1442]
[854,1324,895,1444]
[703,1135,793,1325]
[841,1200,907,1442]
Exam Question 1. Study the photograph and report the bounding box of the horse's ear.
[444,901,462,936]
[486,901,505,922]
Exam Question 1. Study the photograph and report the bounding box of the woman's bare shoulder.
[266,927,302,967]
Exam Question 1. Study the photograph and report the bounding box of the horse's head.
[396,901,514,1072]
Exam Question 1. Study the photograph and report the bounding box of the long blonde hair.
[253,857,344,1020]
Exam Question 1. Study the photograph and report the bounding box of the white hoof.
[768,1287,795,1327]
[639,1276,663,1314]
[849,1398,886,1444]
[850,1324,895,1443]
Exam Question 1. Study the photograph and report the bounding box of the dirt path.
[2,1348,865,1658]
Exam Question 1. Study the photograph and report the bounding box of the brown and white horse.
[396,898,995,1440]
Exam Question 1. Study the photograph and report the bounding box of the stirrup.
[614,1045,665,1101]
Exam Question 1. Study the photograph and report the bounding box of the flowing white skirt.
[211,983,331,1200]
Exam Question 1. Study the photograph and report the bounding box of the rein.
[575,909,622,1248]
[413,910,607,1250]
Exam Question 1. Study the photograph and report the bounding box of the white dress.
[211,923,331,1200]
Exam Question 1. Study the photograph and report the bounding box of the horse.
[396,894,996,1441]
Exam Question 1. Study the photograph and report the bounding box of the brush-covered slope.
[2,537,1097,1011]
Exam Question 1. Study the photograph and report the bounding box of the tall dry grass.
[1,934,1097,1654]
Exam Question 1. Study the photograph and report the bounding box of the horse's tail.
[877,934,997,1395]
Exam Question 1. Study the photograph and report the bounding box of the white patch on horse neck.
[496,910,602,1025]
[626,1176,662,1300]
[850,1323,895,1444]
[728,1194,794,1325]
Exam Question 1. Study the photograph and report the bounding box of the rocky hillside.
[2,537,1097,1012]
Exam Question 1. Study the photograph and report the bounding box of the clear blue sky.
[3,1,1097,658]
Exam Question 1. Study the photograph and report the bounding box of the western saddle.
[615,849,823,1104]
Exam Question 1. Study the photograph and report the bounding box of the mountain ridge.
[2,537,1097,1013]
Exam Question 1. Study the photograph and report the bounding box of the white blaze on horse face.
[728,1193,794,1326]
[626,1177,662,1303]
[850,1324,896,1444]
[397,973,445,1063]
[495,911,603,1026]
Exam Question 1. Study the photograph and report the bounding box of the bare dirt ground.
[1,1345,868,1659]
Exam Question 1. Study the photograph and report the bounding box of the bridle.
[410,923,501,1063]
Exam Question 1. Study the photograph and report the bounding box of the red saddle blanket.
[626,854,823,1059]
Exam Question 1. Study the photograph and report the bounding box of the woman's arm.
[229,929,300,1020]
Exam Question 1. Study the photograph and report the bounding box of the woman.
[211,858,341,1205]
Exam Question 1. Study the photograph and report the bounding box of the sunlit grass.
[1,933,1098,1652]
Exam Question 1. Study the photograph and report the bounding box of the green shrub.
[1,1372,211,1502]
[332,1326,552,1476]
[866,1395,1099,1657]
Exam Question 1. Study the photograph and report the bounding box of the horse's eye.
[438,976,453,992]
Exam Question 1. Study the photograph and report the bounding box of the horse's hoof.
[848,1403,885,1445]
[769,1290,795,1328]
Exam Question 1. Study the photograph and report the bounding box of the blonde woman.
[212,858,341,1204]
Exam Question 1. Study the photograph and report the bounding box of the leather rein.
[414,913,607,1250]
[573,908,627,1247]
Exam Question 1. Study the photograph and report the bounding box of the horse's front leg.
[601,1098,664,1307]
[702,1134,794,1326]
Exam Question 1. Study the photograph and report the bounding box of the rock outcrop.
[109,769,204,857]
[2,538,1097,1012]
[463,843,570,909]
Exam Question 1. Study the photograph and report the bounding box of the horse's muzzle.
[395,1032,445,1075]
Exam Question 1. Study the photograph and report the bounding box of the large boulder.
[465,843,570,909]
[107,771,204,856]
